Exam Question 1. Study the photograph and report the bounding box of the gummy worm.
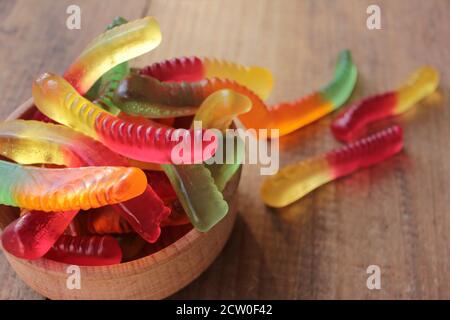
[114,50,357,137]
[64,16,162,95]
[331,66,439,142]
[261,126,403,207]
[0,120,170,243]
[45,234,122,266]
[32,73,218,164]
[0,160,147,211]
[90,17,131,115]
[1,210,78,260]
[192,89,252,131]
[139,56,274,100]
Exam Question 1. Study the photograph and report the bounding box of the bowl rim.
[2,97,239,274]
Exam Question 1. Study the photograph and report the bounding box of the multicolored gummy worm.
[261,126,403,208]
[0,160,147,211]
[331,66,439,142]
[114,50,357,137]
[64,16,162,96]
[32,73,218,164]
[139,56,274,100]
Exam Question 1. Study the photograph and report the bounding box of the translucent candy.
[0,120,170,243]
[114,50,357,137]
[140,56,274,100]
[1,210,78,259]
[162,164,228,232]
[261,126,403,207]
[32,73,218,164]
[45,235,122,266]
[193,89,252,131]
[64,17,161,95]
[331,67,439,142]
[160,91,248,231]
[0,160,147,211]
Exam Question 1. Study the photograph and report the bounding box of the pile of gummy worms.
[0,16,439,266]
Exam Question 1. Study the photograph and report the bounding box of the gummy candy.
[331,67,439,141]
[86,17,129,100]
[162,164,228,232]
[114,50,357,137]
[192,89,252,131]
[0,120,170,243]
[1,210,78,259]
[161,90,249,231]
[64,17,161,95]
[261,126,403,207]
[83,206,133,235]
[0,160,146,211]
[140,56,274,99]
[45,234,122,266]
[32,73,218,164]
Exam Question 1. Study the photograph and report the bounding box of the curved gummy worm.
[139,56,274,100]
[331,66,439,142]
[85,17,129,101]
[0,120,170,243]
[64,16,161,95]
[1,210,78,260]
[45,234,122,266]
[193,89,252,131]
[193,90,246,191]
[32,73,218,164]
[261,126,403,207]
[90,17,131,115]
[0,160,147,211]
[115,50,357,137]
[0,120,126,167]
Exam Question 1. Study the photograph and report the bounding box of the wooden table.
[0,0,448,299]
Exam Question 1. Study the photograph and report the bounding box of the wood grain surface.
[0,0,448,299]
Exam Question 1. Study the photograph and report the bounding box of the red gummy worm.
[45,234,122,266]
[331,92,397,142]
[140,56,204,82]
[326,125,404,178]
[1,210,78,260]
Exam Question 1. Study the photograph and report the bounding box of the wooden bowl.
[0,99,241,299]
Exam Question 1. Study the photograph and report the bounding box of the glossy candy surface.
[32,73,217,164]
[89,17,130,114]
[162,164,228,232]
[1,210,78,259]
[0,160,146,211]
[331,67,439,142]
[193,90,247,191]
[193,89,252,131]
[64,17,161,95]
[0,120,125,167]
[45,235,122,266]
[115,50,357,137]
[140,56,274,100]
[261,126,403,207]
[0,120,170,243]
[161,90,249,231]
